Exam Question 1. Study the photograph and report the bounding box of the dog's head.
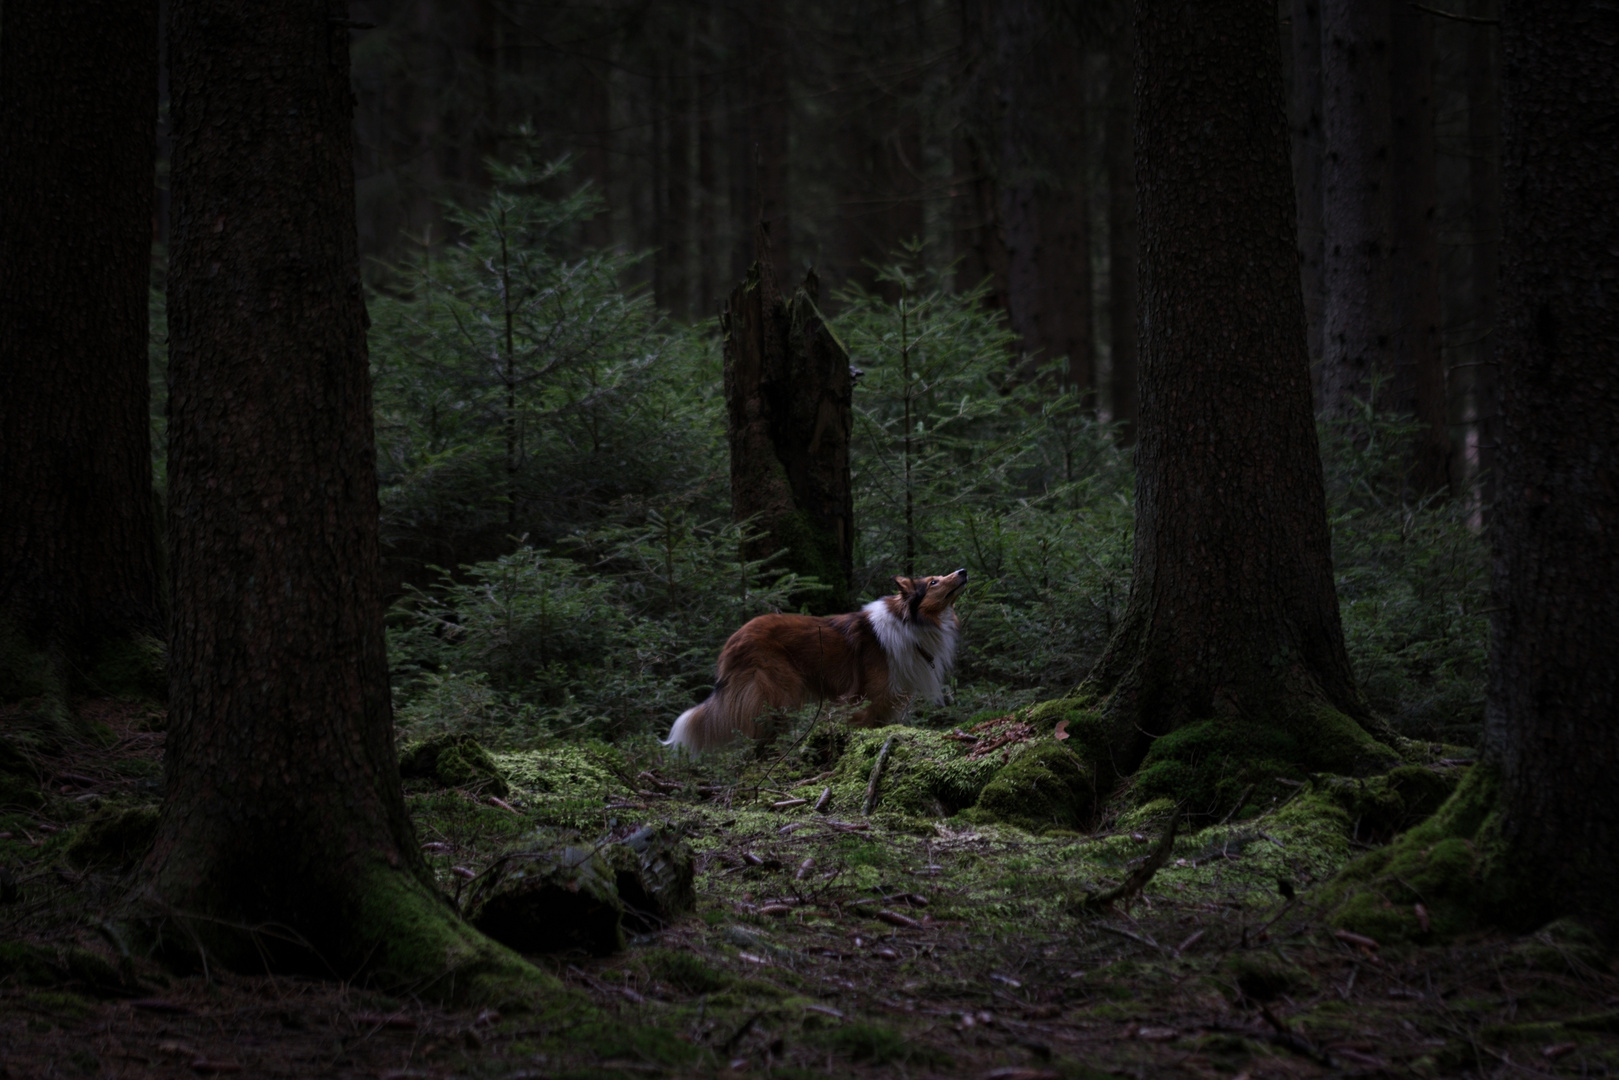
[893,568,969,623]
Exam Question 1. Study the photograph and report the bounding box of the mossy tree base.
[1321,763,1603,945]
[136,856,557,1008]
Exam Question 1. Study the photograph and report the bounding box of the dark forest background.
[136,0,1504,752]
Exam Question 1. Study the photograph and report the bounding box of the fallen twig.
[862,736,896,815]
[1079,805,1182,911]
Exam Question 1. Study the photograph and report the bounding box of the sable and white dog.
[662,569,968,752]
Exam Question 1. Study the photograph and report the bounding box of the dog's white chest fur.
[863,599,959,705]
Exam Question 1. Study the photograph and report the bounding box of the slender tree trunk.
[1288,0,1326,401]
[723,228,854,613]
[752,0,791,283]
[144,1,536,995]
[697,18,721,318]
[0,0,164,716]
[1483,0,1619,932]
[994,0,1092,393]
[1389,6,1452,495]
[1089,0,1385,786]
[1319,0,1396,422]
[1106,26,1139,442]
[1466,0,1501,517]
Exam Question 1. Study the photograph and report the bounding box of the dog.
[662,569,968,751]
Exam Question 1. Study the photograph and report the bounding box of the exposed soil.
[1,701,1615,1079]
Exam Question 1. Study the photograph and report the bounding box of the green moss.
[825,726,1006,818]
[491,743,633,828]
[63,805,160,868]
[1135,705,1398,817]
[969,742,1094,831]
[353,860,560,1007]
[1023,697,1106,752]
[1314,764,1462,841]
[1322,763,1541,942]
[399,733,510,796]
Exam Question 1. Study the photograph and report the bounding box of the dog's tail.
[661,678,766,752]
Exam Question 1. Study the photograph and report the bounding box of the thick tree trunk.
[1288,0,1326,400]
[0,0,164,716]
[994,0,1093,393]
[1106,27,1139,442]
[1089,0,1383,782]
[1389,7,1452,496]
[144,1,537,996]
[1484,0,1619,931]
[1319,0,1396,422]
[723,228,854,614]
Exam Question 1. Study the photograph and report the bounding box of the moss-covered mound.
[63,805,159,869]
[399,733,510,796]
[1313,763,1463,842]
[825,726,1007,818]
[968,742,1095,832]
[492,743,635,829]
[1134,704,1400,818]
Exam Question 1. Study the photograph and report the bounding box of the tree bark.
[723,227,854,614]
[144,1,537,995]
[0,0,164,715]
[1389,6,1452,496]
[1089,0,1382,779]
[1319,0,1396,422]
[1106,25,1139,442]
[1288,0,1326,400]
[1483,0,1619,931]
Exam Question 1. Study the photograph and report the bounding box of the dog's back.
[664,569,968,752]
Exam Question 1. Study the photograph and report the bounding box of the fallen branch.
[861,736,896,816]
[1078,805,1182,912]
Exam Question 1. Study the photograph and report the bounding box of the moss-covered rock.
[63,805,160,868]
[399,733,510,796]
[968,742,1095,831]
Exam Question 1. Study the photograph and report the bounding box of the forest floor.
[2,700,1616,1080]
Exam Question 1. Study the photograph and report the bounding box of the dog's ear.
[892,576,914,597]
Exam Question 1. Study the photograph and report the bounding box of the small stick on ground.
[861,736,896,816]
[1080,805,1182,911]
